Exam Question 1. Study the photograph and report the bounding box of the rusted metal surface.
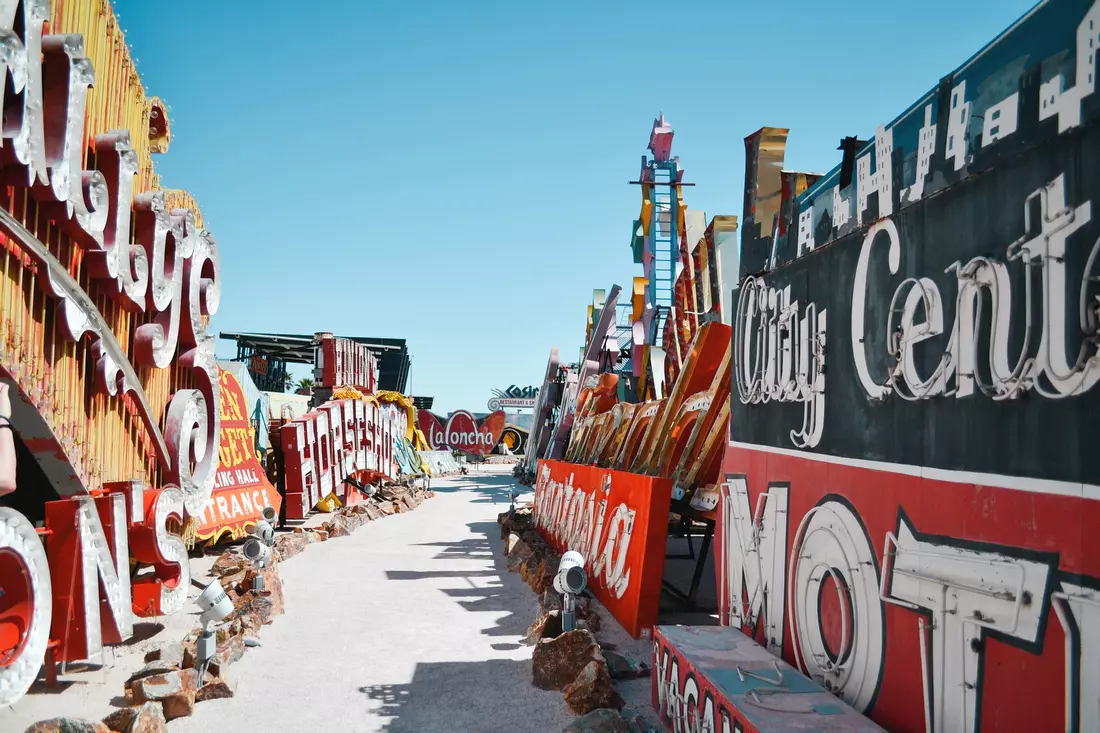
[654,626,886,732]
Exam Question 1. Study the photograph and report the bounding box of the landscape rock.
[102,703,166,733]
[324,514,354,538]
[125,661,181,688]
[23,719,111,733]
[581,611,602,633]
[273,534,309,562]
[561,708,630,733]
[603,651,650,680]
[525,558,557,594]
[131,669,199,720]
[143,645,185,667]
[244,563,285,615]
[158,692,195,721]
[539,589,563,613]
[377,502,395,516]
[531,629,602,691]
[228,590,275,632]
[525,610,563,645]
[211,553,246,577]
[195,674,237,702]
[563,660,625,715]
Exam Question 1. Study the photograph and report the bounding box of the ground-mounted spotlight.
[555,551,587,632]
[251,518,275,548]
[261,505,277,525]
[243,537,272,591]
[195,580,234,677]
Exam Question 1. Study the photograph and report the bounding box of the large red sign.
[532,459,672,638]
[34,480,189,668]
[317,335,378,390]
[281,398,399,519]
[417,409,505,455]
[718,445,1100,733]
[192,369,281,543]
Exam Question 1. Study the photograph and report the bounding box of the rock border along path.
[18,480,436,733]
[499,507,660,733]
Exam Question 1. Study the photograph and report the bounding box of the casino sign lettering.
[488,385,538,410]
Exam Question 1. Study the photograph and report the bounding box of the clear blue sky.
[113,0,1034,414]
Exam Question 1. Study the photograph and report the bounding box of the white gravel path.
[168,464,619,733]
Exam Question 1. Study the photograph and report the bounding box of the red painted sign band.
[718,444,1100,732]
[532,459,672,638]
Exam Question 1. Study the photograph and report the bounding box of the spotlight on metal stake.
[243,536,272,591]
[195,580,234,678]
[555,551,587,632]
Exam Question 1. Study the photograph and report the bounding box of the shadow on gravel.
[386,520,537,644]
[359,657,557,733]
[362,517,562,732]
[428,469,522,505]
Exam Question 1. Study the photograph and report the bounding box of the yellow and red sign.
[192,369,280,543]
[532,459,672,638]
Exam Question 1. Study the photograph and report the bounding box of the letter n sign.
[44,494,134,662]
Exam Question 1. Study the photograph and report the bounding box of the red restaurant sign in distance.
[417,409,506,455]
[532,459,672,638]
[192,369,281,543]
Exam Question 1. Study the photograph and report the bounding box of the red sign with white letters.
[417,409,506,455]
[318,336,377,390]
[281,398,399,519]
[532,459,672,638]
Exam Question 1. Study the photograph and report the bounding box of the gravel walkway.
[169,464,614,733]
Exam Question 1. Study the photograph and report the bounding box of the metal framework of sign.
[532,460,672,638]
[719,3,1100,732]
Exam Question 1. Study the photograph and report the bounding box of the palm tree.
[296,377,314,394]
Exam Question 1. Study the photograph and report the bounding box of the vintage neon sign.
[532,460,672,637]
[192,369,282,543]
[0,0,220,708]
[719,5,1100,731]
[316,335,378,391]
[281,398,402,518]
[0,483,188,705]
[417,409,505,454]
[0,5,221,510]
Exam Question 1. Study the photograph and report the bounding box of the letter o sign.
[0,508,53,705]
[789,499,884,713]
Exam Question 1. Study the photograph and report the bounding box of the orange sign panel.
[192,369,280,543]
[532,459,672,638]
